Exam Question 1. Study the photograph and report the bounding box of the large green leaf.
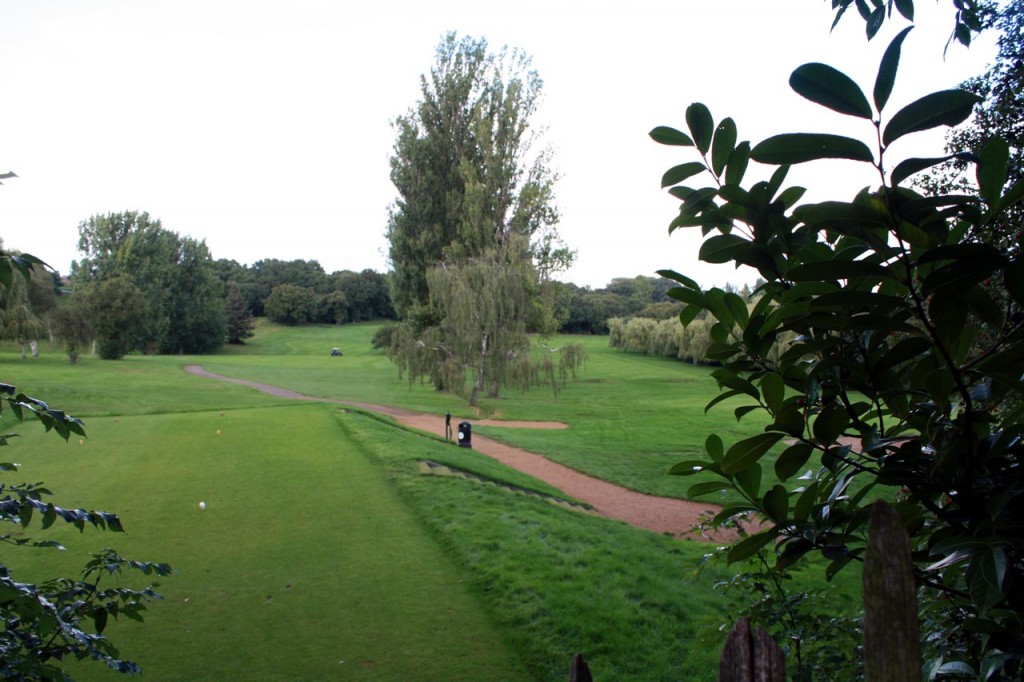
[725,141,752,185]
[724,292,749,328]
[686,103,714,155]
[727,528,780,563]
[976,137,1009,207]
[790,63,872,118]
[865,5,885,39]
[687,481,730,498]
[760,373,785,413]
[668,460,716,476]
[751,133,874,165]
[813,404,850,444]
[763,485,790,523]
[735,463,763,500]
[711,367,758,399]
[661,162,707,188]
[894,0,913,21]
[890,153,972,187]
[699,233,748,264]
[968,548,1008,615]
[874,27,913,112]
[775,443,814,481]
[721,432,786,475]
[656,268,699,289]
[705,433,724,462]
[882,89,982,147]
[711,118,737,176]
[666,286,706,308]
[650,126,694,146]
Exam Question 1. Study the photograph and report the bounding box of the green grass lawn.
[193,322,787,504]
[15,404,532,681]
[1,324,861,680]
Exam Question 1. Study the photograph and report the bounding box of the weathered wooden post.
[718,617,785,681]
[568,652,592,682]
[863,499,921,680]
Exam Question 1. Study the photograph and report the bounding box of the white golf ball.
[199,501,206,510]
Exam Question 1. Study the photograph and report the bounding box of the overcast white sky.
[0,0,996,289]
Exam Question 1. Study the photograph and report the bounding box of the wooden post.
[718,617,785,681]
[569,653,593,682]
[863,499,921,681]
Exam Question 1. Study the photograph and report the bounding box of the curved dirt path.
[184,365,727,540]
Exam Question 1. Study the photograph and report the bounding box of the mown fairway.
[2,324,857,680]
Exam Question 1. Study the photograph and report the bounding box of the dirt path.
[184,365,727,540]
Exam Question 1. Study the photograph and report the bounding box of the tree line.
[0,213,399,361]
[2,222,680,365]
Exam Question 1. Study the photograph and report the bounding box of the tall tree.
[264,283,315,325]
[85,275,146,360]
[0,242,58,358]
[49,295,93,363]
[161,237,226,354]
[919,0,1023,252]
[386,33,580,404]
[72,212,225,355]
[0,269,44,359]
[224,284,255,344]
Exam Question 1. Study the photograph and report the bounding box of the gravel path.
[184,365,729,540]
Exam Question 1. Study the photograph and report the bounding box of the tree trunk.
[469,332,488,406]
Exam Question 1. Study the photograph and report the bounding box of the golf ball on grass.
[199,501,206,510]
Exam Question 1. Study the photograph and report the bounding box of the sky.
[0,0,998,290]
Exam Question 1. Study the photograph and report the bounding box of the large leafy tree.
[653,4,1023,678]
[72,211,226,355]
[0,268,45,360]
[85,275,146,360]
[49,295,93,364]
[263,283,316,325]
[386,33,580,404]
[920,0,1023,254]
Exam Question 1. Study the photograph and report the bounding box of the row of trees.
[71,212,227,357]
[211,258,395,325]
[1,216,403,361]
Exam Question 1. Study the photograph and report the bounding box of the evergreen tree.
[224,284,255,344]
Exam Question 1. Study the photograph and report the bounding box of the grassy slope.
[14,404,532,681]
[194,322,783,503]
[2,325,860,680]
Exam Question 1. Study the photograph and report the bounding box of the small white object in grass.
[199,501,206,510]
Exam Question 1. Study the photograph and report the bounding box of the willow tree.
[386,33,580,404]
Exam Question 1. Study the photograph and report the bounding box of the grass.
[1,324,862,680]
[15,404,531,681]
[194,322,788,504]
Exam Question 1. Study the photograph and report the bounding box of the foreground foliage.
[654,8,1023,679]
[1,252,169,679]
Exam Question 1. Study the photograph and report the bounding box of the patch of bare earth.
[184,365,731,540]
